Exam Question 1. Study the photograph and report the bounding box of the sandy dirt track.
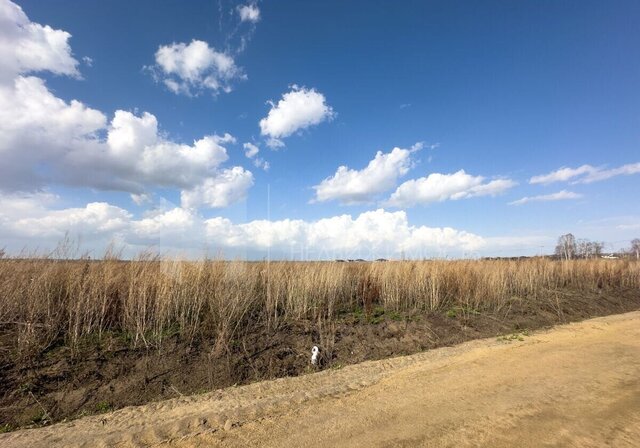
[3,311,640,448]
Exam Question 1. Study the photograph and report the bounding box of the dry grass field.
[2,255,639,357]
[1,255,639,430]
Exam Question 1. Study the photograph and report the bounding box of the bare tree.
[592,241,604,258]
[577,239,589,259]
[631,239,640,260]
[555,233,576,260]
[576,239,605,259]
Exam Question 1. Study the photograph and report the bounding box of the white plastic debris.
[311,346,320,365]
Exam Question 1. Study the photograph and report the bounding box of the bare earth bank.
[3,311,639,448]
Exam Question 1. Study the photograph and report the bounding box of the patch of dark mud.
[1,287,639,430]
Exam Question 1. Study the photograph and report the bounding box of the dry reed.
[1,252,639,361]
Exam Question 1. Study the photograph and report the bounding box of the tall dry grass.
[1,252,639,361]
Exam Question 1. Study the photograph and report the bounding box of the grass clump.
[95,401,112,413]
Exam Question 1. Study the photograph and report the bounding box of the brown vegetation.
[1,255,639,361]
[0,255,639,429]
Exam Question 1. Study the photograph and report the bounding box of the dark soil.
[1,287,639,431]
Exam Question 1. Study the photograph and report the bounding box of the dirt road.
[3,311,640,448]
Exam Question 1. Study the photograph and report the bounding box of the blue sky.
[0,0,639,259]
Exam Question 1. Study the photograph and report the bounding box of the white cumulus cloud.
[0,193,131,239]
[0,3,252,209]
[103,110,233,189]
[242,142,269,171]
[0,0,80,82]
[0,83,252,205]
[203,208,486,257]
[243,142,260,158]
[385,170,516,208]
[149,39,244,96]
[180,167,254,209]
[259,85,335,147]
[237,4,260,23]
[131,207,195,239]
[0,75,107,190]
[0,193,487,258]
[509,190,583,206]
[313,145,419,205]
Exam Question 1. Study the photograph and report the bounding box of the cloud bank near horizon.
[0,192,492,259]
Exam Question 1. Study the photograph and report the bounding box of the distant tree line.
[554,234,640,260]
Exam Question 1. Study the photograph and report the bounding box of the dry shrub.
[0,256,638,361]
